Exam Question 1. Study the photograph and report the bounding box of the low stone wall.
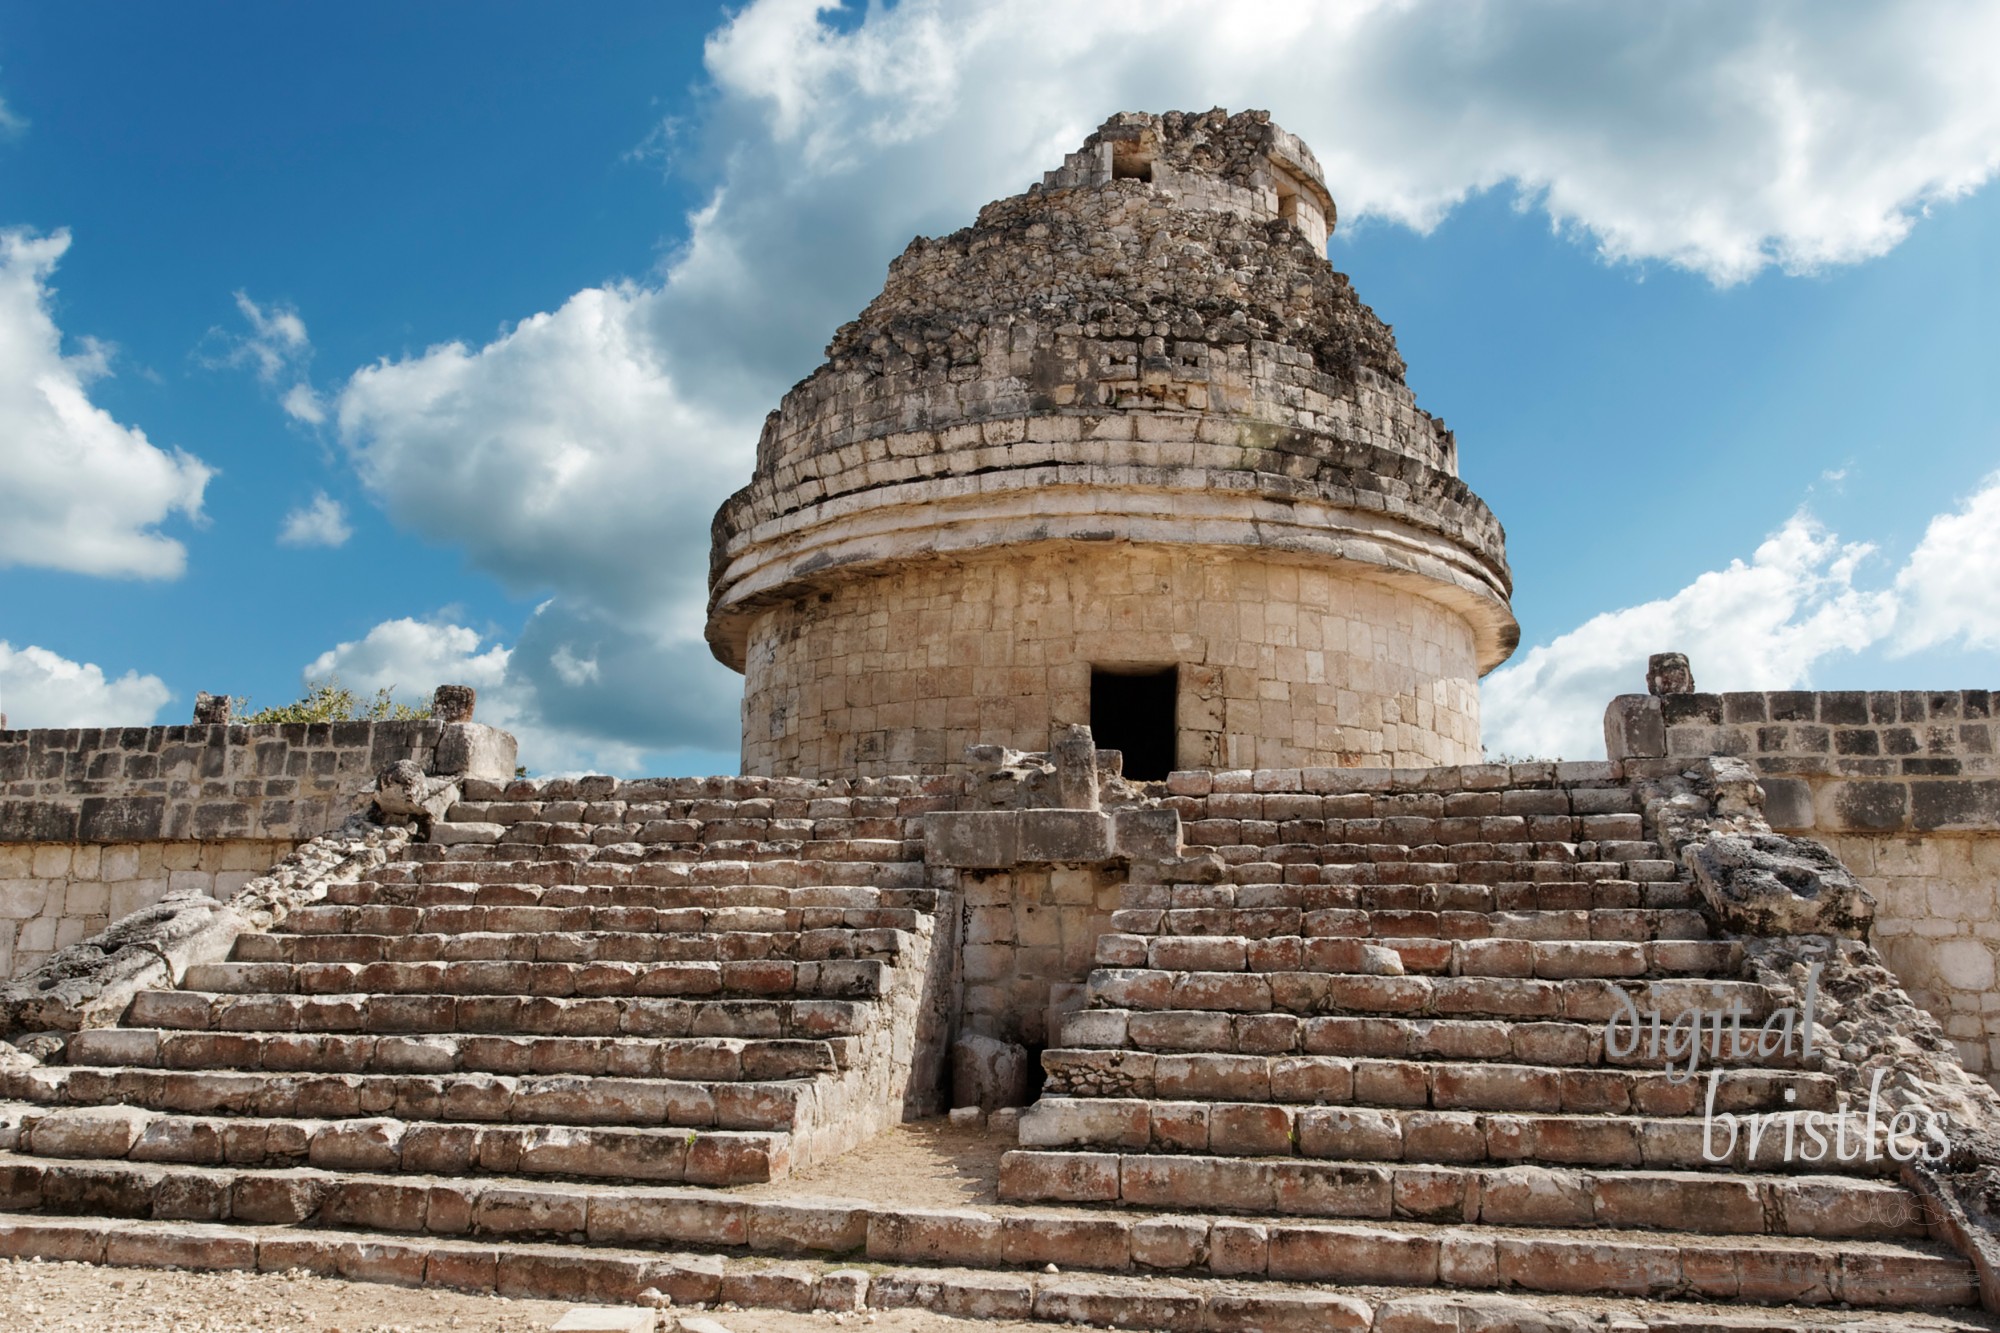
[0,839,294,978]
[0,719,516,982]
[1607,688,2000,1078]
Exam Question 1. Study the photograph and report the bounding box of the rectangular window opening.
[1090,664,1179,782]
[1112,146,1154,182]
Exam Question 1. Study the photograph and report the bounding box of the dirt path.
[0,1255,1038,1333]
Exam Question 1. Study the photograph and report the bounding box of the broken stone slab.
[953,1032,1029,1111]
[1686,831,1875,938]
[430,821,506,846]
[1602,695,1666,761]
[374,759,462,825]
[551,1308,657,1333]
[435,721,518,780]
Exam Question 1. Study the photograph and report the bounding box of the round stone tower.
[707,109,1517,779]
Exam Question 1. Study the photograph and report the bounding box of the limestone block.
[1603,696,1665,760]
[953,1033,1029,1110]
[1817,781,1911,833]
[435,723,518,780]
[925,812,1020,869]
[0,881,50,920]
[1016,810,1112,863]
[1760,777,1814,831]
[552,1310,656,1333]
[1935,939,1997,991]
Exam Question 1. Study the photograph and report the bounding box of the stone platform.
[1,758,1997,1330]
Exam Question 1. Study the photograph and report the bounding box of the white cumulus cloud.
[1893,474,2000,654]
[0,229,212,579]
[300,614,702,775]
[1482,514,1899,760]
[0,641,173,728]
[277,492,354,548]
[1482,473,2000,759]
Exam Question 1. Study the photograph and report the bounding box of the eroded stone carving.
[372,759,461,826]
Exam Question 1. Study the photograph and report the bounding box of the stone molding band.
[710,473,1518,675]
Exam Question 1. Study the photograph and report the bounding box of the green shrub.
[236,675,432,724]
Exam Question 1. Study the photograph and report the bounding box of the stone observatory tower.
[708,110,1518,779]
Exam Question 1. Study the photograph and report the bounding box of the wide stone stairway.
[0,766,1993,1331]
[1000,769,1983,1321]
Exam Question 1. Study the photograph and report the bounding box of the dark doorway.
[1090,665,1178,781]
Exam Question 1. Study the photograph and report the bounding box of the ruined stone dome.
[709,109,1518,778]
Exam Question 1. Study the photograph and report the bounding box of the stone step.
[1016,1097,1902,1176]
[330,872,931,903]
[1038,1049,1838,1116]
[66,1028,842,1080]
[448,824,926,860]
[449,796,913,829]
[178,957,891,1001]
[123,989,875,1041]
[1200,852,1688,880]
[1083,969,1781,1021]
[997,1148,1921,1237]
[1112,903,1713,942]
[14,1105,787,1185]
[1058,1010,1807,1070]
[0,1165,1977,1312]
[1120,880,1696,932]
[1166,786,1642,820]
[232,927,914,966]
[1095,934,1742,980]
[278,901,923,937]
[1178,813,1650,844]
[376,857,931,890]
[15,1064,817,1134]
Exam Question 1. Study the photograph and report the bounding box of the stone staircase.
[0,764,1993,1331]
[1,776,951,1192]
[1001,767,1985,1315]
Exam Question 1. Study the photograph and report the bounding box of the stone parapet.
[0,720,516,982]
[1607,688,2000,1079]
[0,720,518,845]
[1604,690,1998,833]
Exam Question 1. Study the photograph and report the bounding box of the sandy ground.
[0,1257,1039,1333]
[737,1116,1010,1207]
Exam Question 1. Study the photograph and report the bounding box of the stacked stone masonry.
[0,721,515,983]
[742,544,1481,777]
[1608,689,2000,1081]
[709,110,1517,778]
[4,758,1996,1329]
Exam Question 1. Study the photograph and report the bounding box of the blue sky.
[1,1,1995,772]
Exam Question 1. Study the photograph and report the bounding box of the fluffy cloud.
[1481,514,1899,760]
[0,94,22,137]
[1481,475,2000,759]
[0,229,212,578]
[1893,474,2000,654]
[278,492,353,548]
[211,291,326,424]
[302,613,737,775]
[329,2,2000,763]
[0,641,172,728]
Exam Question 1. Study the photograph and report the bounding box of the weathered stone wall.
[1607,688,2000,1078]
[0,839,294,979]
[0,720,517,983]
[740,542,1482,777]
[956,864,1123,1051]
